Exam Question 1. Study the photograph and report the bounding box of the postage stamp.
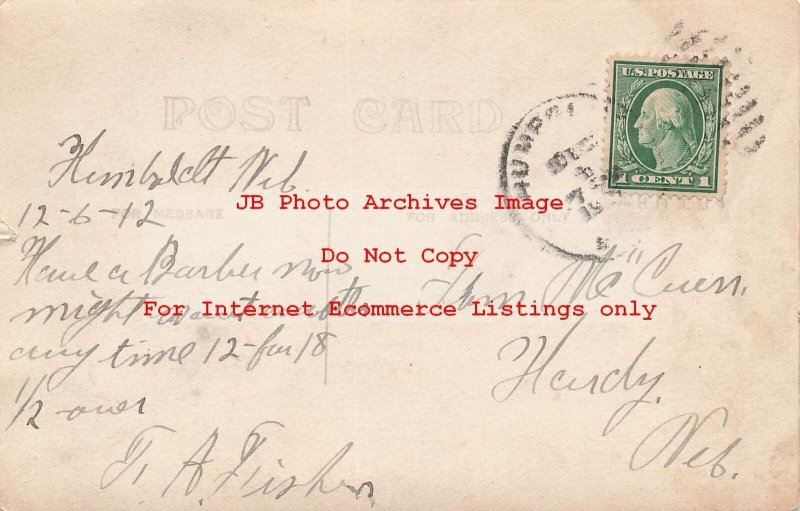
[607,60,725,196]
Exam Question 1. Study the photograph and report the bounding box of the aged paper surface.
[0,1,798,509]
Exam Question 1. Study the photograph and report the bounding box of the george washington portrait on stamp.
[608,60,724,195]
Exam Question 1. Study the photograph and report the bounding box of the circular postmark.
[498,91,614,261]
[498,21,760,260]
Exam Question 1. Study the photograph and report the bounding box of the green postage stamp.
[608,60,725,196]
